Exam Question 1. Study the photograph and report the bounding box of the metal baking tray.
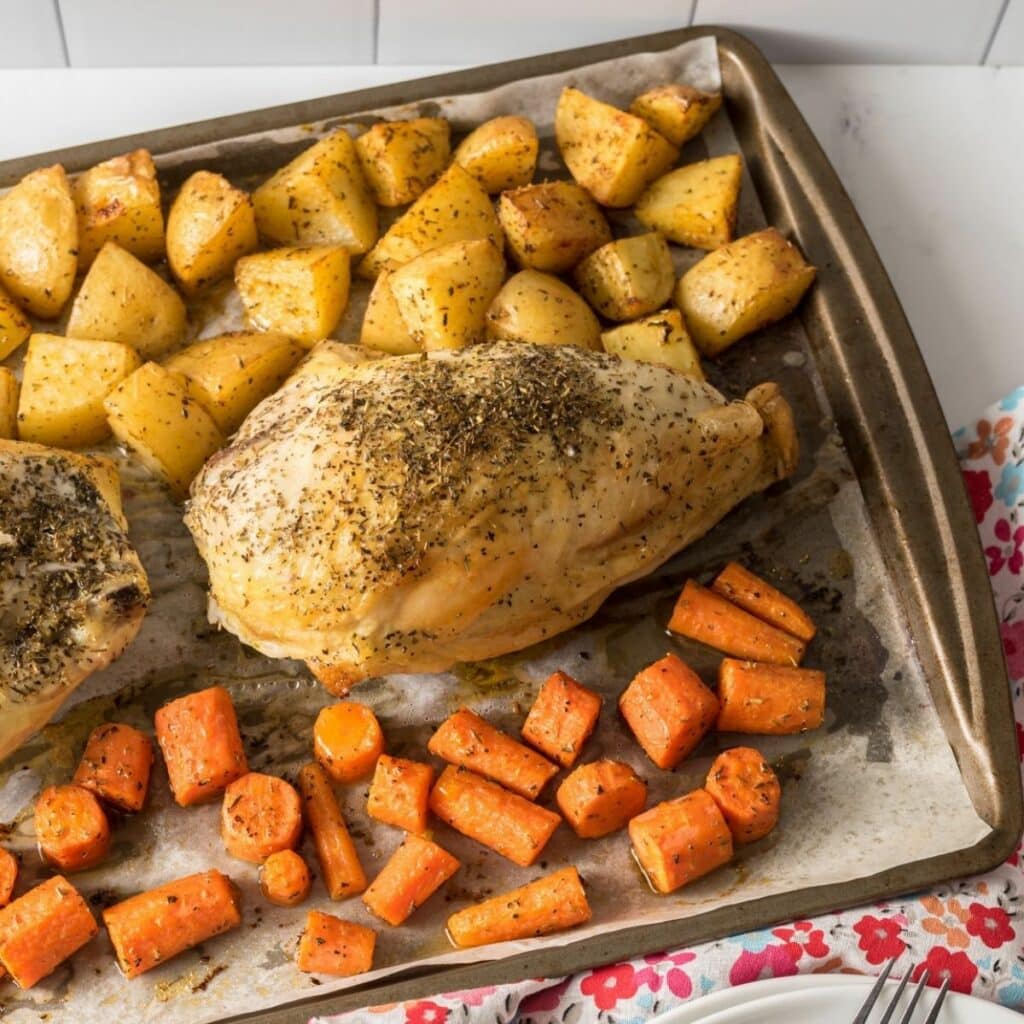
[1,26,1019,1022]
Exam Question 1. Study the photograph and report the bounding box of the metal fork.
[852,958,951,1023]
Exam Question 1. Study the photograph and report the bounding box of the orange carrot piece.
[366,755,434,833]
[712,562,816,642]
[34,784,111,872]
[705,746,781,844]
[668,580,806,665]
[297,762,368,899]
[363,833,461,926]
[73,722,154,813]
[0,848,17,907]
[556,760,648,839]
[154,686,248,806]
[628,788,733,894]
[260,850,312,907]
[447,867,591,948]
[428,708,558,799]
[0,876,98,989]
[618,653,719,769]
[717,658,826,734]
[103,869,241,979]
[221,772,303,864]
[314,702,385,783]
[521,670,602,768]
[296,911,375,977]
[429,766,560,867]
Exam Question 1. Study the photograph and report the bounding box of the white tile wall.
[57,0,375,67]
[988,0,1024,64]
[0,0,66,67]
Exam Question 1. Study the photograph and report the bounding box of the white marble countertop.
[1,63,1021,429]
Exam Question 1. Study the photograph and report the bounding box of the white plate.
[650,974,1021,1023]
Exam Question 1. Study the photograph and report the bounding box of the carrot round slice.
[34,784,111,873]
[704,746,781,844]
[0,848,17,907]
[221,772,303,863]
[296,911,375,977]
[314,702,385,783]
[260,850,312,907]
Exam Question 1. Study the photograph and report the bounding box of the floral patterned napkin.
[319,386,1024,1024]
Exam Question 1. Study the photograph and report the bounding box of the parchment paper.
[0,35,989,1023]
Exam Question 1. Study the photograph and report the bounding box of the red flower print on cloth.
[579,963,639,1010]
[404,1002,449,1024]
[853,914,907,965]
[986,518,1024,574]
[964,469,995,524]
[772,920,830,961]
[440,986,495,1008]
[518,979,571,1014]
[965,903,1015,949]
[729,943,800,986]
[1002,620,1024,681]
[911,947,978,994]
[968,416,1014,464]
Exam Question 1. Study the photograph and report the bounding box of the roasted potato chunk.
[74,148,164,268]
[0,367,18,439]
[486,270,600,349]
[66,241,187,358]
[388,238,505,351]
[235,245,350,347]
[356,118,451,207]
[18,333,141,447]
[105,361,224,498]
[498,180,611,274]
[629,84,722,147]
[360,271,418,355]
[358,164,502,279]
[0,284,31,361]
[253,129,377,254]
[601,309,704,379]
[164,331,304,435]
[0,164,77,319]
[166,171,258,295]
[573,232,674,321]
[676,228,816,355]
[454,116,538,193]
[555,87,678,208]
[636,154,742,250]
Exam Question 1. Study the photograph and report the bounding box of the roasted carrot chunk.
[103,869,241,979]
[73,722,155,813]
[220,772,303,863]
[363,833,461,926]
[447,867,591,948]
[314,702,385,783]
[0,848,17,907]
[628,788,733,894]
[521,670,602,768]
[428,708,558,799]
[717,658,825,734]
[34,784,111,872]
[297,762,368,899]
[429,765,560,867]
[619,653,719,769]
[705,746,781,844]
[668,580,806,665]
[0,876,98,989]
[260,850,312,907]
[712,562,816,642]
[296,911,375,977]
[154,686,248,806]
[556,760,648,839]
[366,755,434,834]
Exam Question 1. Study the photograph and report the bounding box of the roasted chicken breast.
[187,341,797,691]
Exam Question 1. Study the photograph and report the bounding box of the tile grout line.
[52,0,70,67]
[981,0,1011,64]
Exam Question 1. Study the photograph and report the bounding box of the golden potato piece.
[358,164,502,279]
[105,361,224,499]
[676,228,816,356]
[360,271,418,355]
[601,309,704,380]
[0,284,32,361]
[498,180,611,274]
[635,154,742,250]
[66,241,187,359]
[74,148,164,268]
[166,171,258,295]
[164,331,304,435]
[454,116,538,193]
[235,245,350,347]
[0,367,18,440]
[555,87,678,208]
[254,129,377,254]
[486,270,600,350]
[356,118,451,207]
[573,232,674,321]
[0,164,78,319]
[388,238,505,351]
[629,84,722,147]
[18,333,141,448]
